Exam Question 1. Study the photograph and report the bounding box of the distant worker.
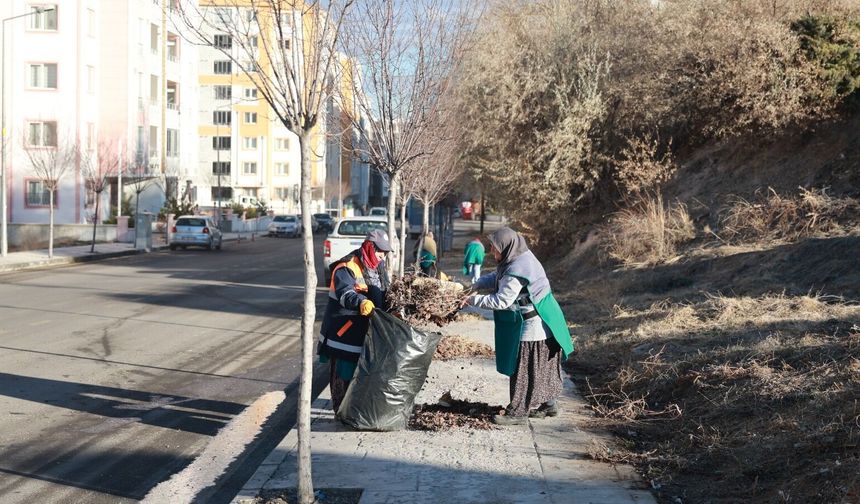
[317,229,392,413]
[418,232,437,277]
[462,236,485,284]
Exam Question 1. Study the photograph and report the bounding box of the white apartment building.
[1,1,100,225]
[0,0,198,228]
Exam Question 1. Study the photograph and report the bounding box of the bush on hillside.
[457,0,855,247]
[792,14,860,106]
[601,194,695,266]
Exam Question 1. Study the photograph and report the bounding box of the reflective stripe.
[318,334,363,354]
[336,320,354,337]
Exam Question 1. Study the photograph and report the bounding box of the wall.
[9,222,117,249]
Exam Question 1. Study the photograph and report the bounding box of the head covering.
[366,229,392,252]
[360,229,391,270]
[488,227,530,276]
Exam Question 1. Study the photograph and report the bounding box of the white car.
[170,215,223,251]
[268,215,302,238]
[369,207,387,216]
[322,216,390,285]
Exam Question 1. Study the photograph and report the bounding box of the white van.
[369,207,387,216]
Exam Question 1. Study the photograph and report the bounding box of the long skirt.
[507,338,563,417]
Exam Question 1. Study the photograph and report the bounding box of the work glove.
[359,299,375,317]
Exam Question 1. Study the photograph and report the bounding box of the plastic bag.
[337,310,442,431]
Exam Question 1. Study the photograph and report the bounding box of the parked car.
[314,213,334,233]
[369,207,387,216]
[322,216,390,285]
[170,215,222,251]
[268,215,302,238]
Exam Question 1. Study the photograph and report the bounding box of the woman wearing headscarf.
[465,227,574,425]
[318,229,392,413]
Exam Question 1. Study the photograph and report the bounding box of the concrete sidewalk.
[233,314,655,504]
[0,232,246,273]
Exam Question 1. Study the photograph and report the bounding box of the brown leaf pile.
[434,335,494,361]
[387,274,469,327]
[410,395,504,431]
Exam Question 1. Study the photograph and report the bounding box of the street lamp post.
[1,6,54,257]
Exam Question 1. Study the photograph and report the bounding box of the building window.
[242,162,257,175]
[214,34,231,49]
[275,187,289,200]
[242,137,257,150]
[212,161,231,175]
[244,87,258,99]
[27,121,57,147]
[245,8,256,23]
[86,123,95,151]
[249,35,258,48]
[27,63,57,89]
[29,5,58,31]
[275,162,289,176]
[244,112,257,124]
[149,126,158,157]
[87,66,95,94]
[166,129,179,157]
[211,186,232,200]
[150,74,158,103]
[212,136,231,150]
[87,9,96,37]
[241,60,256,72]
[26,180,57,206]
[151,23,159,54]
[275,138,289,151]
[281,39,291,51]
[213,111,231,125]
[214,85,231,100]
[214,61,232,74]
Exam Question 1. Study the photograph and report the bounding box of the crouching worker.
[318,229,391,413]
[464,227,574,425]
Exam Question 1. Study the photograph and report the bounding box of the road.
[0,235,329,503]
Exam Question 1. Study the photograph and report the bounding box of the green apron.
[493,291,574,376]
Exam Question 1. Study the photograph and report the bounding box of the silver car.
[268,215,302,238]
[170,215,223,250]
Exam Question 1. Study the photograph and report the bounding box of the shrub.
[791,14,860,106]
[602,194,695,266]
[718,187,860,243]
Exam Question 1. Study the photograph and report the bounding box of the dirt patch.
[434,335,494,360]
[251,488,362,504]
[410,395,503,431]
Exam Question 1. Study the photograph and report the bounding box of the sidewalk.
[0,232,245,273]
[233,312,655,504]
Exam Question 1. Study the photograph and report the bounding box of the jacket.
[317,251,388,363]
[462,239,485,274]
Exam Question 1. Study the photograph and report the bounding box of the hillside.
[552,113,860,504]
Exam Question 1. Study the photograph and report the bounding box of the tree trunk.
[415,200,430,272]
[134,192,141,244]
[398,194,408,276]
[49,189,55,259]
[385,171,399,282]
[480,192,486,235]
[297,133,316,504]
[91,192,100,253]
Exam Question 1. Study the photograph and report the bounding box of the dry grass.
[434,335,494,361]
[719,187,860,244]
[602,194,696,267]
[570,292,860,503]
[387,274,468,327]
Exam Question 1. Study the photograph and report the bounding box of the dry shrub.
[573,292,860,503]
[613,135,675,196]
[719,187,860,243]
[387,274,468,327]
[602,194,695,266]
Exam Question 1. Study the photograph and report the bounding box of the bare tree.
[175,2,353,501]
[407,104,463,271]
[124,146,156,243]
[21,126,75,258]
[339,0,471,278]
[81,138,120,253]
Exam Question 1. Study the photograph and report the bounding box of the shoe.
[529,401,560,418]
[492,414,527,426]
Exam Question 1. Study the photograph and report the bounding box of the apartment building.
[0,0,198,227]
[100,0,198,216]
[1,1,100,225]
[194,3,316,216]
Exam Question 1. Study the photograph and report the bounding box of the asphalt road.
[0,235,330,503]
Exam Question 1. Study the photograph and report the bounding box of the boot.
[528,400,560,418]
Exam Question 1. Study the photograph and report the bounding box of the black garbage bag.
[337,310,442,431]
